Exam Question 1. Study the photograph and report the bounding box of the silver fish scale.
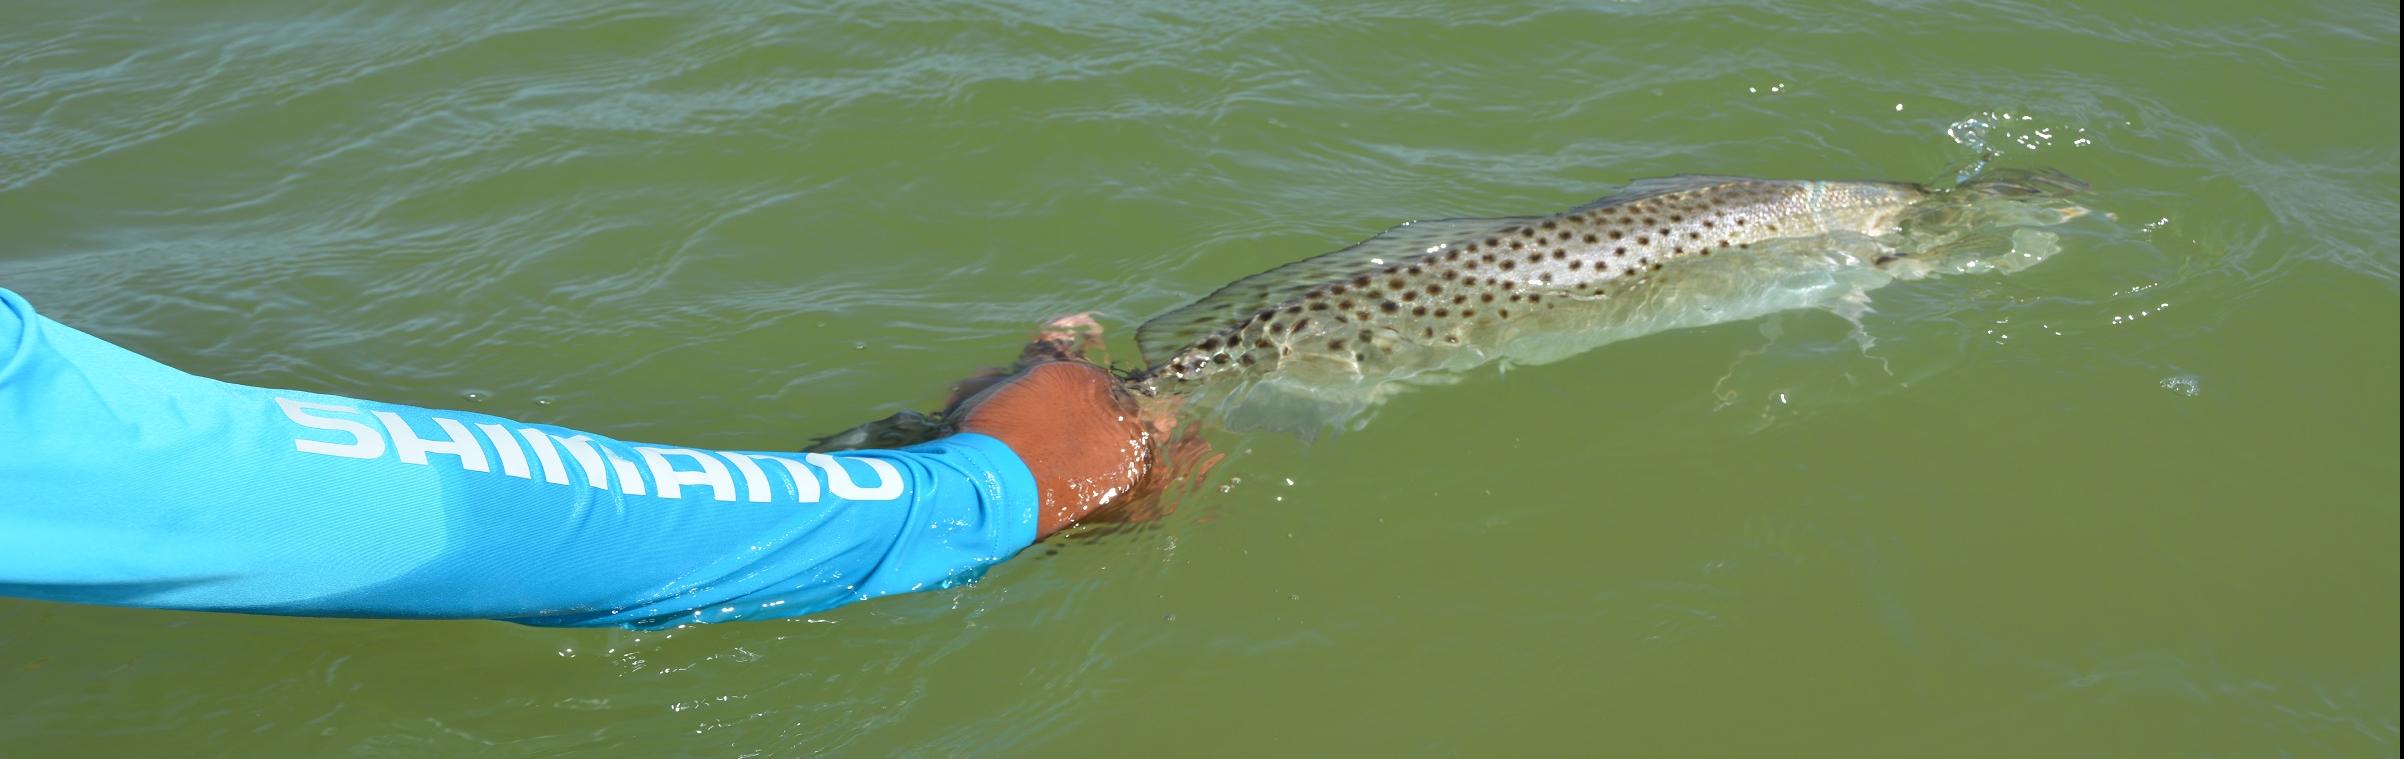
[1136,177,1930,394]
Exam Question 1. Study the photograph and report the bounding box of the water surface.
[2,1,2396,755]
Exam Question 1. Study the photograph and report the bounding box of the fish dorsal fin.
[1569,174,1759,211]
[1137,215,1541,364]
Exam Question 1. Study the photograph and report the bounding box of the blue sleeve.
[0,288,1040,629]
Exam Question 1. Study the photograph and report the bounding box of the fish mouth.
[1875,171,2093,275]
[1953,167,2089,199]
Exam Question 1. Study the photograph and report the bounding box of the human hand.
[950,314,1207,538]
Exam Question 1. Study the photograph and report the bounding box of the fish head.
[1881,169,2094,278]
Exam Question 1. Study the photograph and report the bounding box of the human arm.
[0,288,1154,628]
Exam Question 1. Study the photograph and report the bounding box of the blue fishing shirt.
[0,288,1039,629]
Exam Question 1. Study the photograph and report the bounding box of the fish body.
[804,169,2088,449]
[1130,170,2088,426]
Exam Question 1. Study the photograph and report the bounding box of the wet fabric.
[0,288,1039,629]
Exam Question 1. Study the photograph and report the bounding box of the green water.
[3,1,2396,755]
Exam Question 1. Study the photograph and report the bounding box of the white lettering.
[721,451,772,503]
[275,400,908,504]
[606,450,647,496]
[808,453,904,501]
[636,447,737,501]
[277,397,385,459]
[546,434,610,490]
[477,423,530,479]
[726,453,821,503]
[516,428,572,485]
[372,411,489,472]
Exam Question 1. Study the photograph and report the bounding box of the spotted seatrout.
[1127,169,2090,428]
[809,169,2088,448]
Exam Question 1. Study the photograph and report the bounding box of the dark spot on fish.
[1510,240,1524,250]
[1254,338,1271,348]
[1213,352,1230,363]
[1670,214,1683,223]
[1413,306,1428,316]
[1485,238,1500,247]
[1568,260,1584,270]
[1422,326,1434,338]
[1352,275,1371,287]
[1310,302,1329,311]
[1583,234,1598,243]
[1614,247,1628,256]
[1328,339,1346,350]
[1734,218,1746,226]
[1637,237,1650,245]
[1359,329,1373,342]
[1520,228,1536,238]
[1552,249,1567,259]
[1380,301,1399,313]
[1434,308,1449,317]
[1688,232,1701,240]
[1331,284,1349,295]
[1874,254,1899,266]
[1407,266,1423,275]
[1338,300,1354,310]
[1240,354,1257,366]
[1541,220,1557,229]
[1643,217,1657,225]
[1500,260,1517,271]
[1481,293,1495,302]
[1609,230,1624,240]
[1702,220,1716,228]
[1285,306,1302,314]
[1401,291,1418,302]
[1452,294,1467,304]
[1198,337,1220,350]
[1481,253,1496,263]
[1353,352,1366,361]
[1508,294,1521,302]
[1388,279,1405,290]
[1499,308,1511,319]
[1424,284,1442,295]
[1289,319,1309,333]
[1651,263,1664,271]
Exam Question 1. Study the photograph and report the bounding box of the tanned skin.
[947,315,1209,538]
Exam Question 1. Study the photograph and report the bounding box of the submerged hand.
[947,314,1210,538]
[955,360,1158,537]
